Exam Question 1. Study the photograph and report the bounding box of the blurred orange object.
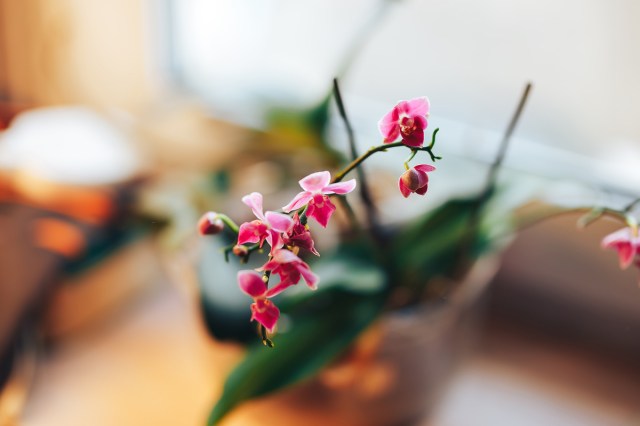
[0,171,114,225]
[32,218,86,259]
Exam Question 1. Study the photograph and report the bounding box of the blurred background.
[1,0,640,425]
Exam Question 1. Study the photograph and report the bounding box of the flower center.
[400,116,416,136]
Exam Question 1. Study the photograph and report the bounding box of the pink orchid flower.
[378,97,430,147]
[283,213,320,256]
[238,192,293,251]
[398,164,436,198]
[601,227,640,269]
[260,249,319,297]
[237,270,280,333]
[282,171,356,227]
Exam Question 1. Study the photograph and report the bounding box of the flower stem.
[331,142,440,183]
[403,149,418,170]
[481,82,532,198]
[216,213,240,234]
[428,128,440,150]
[333,78,378,231]
[624,197,640,213]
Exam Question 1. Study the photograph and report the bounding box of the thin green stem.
[428,128,440,150]
[403,149,418,170]
[482,82,532,197]
[624,197,640,213]
[222,242,260,263]
[216,213,240,234]
[333,77,378,230]
[331,142,440,183]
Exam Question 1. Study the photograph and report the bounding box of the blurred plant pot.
[222,256,497,426]
[171,243,499,426]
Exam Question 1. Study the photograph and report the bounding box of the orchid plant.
[198,94,440,345]
[194,80,639,425]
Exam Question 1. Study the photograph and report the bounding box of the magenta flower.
[238,270,280,333]
[282,171,356,227]
[601,227,640,269]
[238,192,293,252]
[378,97,430,147]
[283,213,319,256]
[398,164,436,198]
[260,249,319,296]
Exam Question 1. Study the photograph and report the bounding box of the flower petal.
[306,195,336,228]
[265,211,294,233]
[414,164,436,173]
[237,220,267,246]
[401,127,425,147]
[378,107,401,142]
[322,179,356,195]
[251,299,280,333]
[242,192,265,221]
[617,243,636,269]
[271,248,302,264]
[602,227,633,248]
[282,191,313,213]
[265,280,295,298]
[398,177,411,198]
[406,97,430,117]
[415,182,429,195]
[237,270,266,297]
[413,114,428,131]
[298,265,319,290]
[299,171,331,192]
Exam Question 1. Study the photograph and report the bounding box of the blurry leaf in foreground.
[207,289,385,425]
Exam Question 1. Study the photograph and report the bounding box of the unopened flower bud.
[198,212,224,235]
[233,244,249,257]
[398,164,436,198]
[400,169,423,192]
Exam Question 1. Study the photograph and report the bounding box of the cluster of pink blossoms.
[379,97,437,198]
[200,96,440,336]
[235,173,356,333]
[602,227,640,272]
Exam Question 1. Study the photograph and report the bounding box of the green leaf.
[207,289,385,425]
[390,195,495,295]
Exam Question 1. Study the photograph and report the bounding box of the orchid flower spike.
[379,97,430,147]
[282,171,356,227]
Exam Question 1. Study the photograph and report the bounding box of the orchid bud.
[198,212,224,235]
[398,164,436,198]
[233,244,249,257]
[400,169,423,192]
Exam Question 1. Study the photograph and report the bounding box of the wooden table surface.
[5,271,640,426]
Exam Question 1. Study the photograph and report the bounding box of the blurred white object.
[0,107,141,185]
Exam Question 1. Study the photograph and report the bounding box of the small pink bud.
[398,164,435,198]
[233,244,249,257]
[198,212,224,235]
[400,169,423,192]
